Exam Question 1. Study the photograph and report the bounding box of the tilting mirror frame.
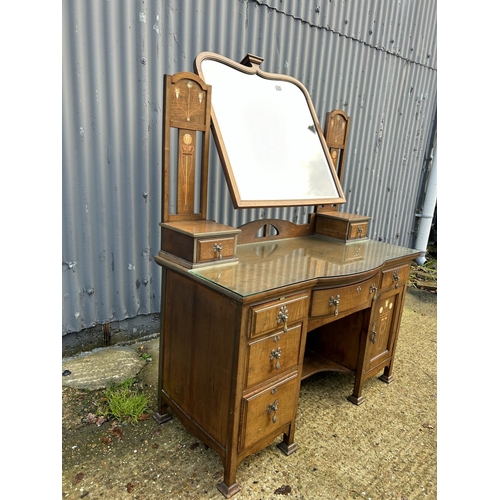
[194,52,346,209]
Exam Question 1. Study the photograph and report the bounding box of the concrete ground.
[62,286,437,500]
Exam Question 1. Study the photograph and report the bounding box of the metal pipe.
[414,145,437,265]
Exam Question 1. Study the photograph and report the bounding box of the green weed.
[139,352,152,361]
[98,377,149,424]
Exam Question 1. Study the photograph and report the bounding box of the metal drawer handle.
[270,347,281,370]
[267,399,279,423]
[370,283,378,295]
[213,243,223,260]
[276,305,289,333]
[393,269,400,288]
[357,226,363,237]
[328,294,340,316]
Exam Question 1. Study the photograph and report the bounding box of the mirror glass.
[195,53,345,208]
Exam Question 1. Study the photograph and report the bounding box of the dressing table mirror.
[154,52,419,497]
[194,52,345,208]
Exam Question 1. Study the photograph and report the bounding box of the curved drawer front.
[310,277,377,319]
[239,374,299,451]
[249,293,309,339]
[246,323,302,388]
[380,264,410,291]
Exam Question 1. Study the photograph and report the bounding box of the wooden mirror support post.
[161,72,211,223]
[157,72,240,270]
[315,109,371,241]
[324,109,350,188]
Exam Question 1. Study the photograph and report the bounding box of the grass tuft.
[98,377,149,424]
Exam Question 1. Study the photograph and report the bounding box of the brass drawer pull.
[356,226,363,237]
[393,269,400,288]
[213,243,223,260]
[267,399,279,423]
[370,283,378,295]
[270,347,281,370]
[276,305,289,332]
[328,294,341,316]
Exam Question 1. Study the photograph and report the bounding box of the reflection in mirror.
[195,52,346,208]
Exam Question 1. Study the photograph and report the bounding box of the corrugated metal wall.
[62,0,437,335]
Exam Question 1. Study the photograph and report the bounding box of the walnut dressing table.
[154,53,420,498]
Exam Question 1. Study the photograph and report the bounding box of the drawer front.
[348,222,368,239]
[197,236,236,263]
[246,323,302,388]
[310,277,377,319]
[240,374,299,451]
[249,293,309,339]
[380,264,410,291]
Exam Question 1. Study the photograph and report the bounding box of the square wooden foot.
[346,394,365,406]
[379,373,394,384]
[152,411,173,424]
[277,441,298,456]
[216,481,241,498]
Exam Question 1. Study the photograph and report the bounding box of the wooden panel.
[380,264,410,291]
[245,323,302,388]
[314,216,349,239]
[239,374,299,451]
[176,129,197,215]
[310,277,376,319]
[238,218,313,245]
[364,287,403,373]
[325,110,349,149]
[162,72,212,222]
[249,293,309,339]
[161,226,194,262]
[197,236,236,263]
[169,75,209,128]
[162,270,238,447]
[324,109,351,186]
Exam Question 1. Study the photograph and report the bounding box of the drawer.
[197,236,236,263]
[348,221,368,239]
[315,212,370,241]
[310,277,378,319]
[380,264,410,291]
[249,293,309,339]
[160,220,240,268]
[246,323,302,388]
[239,374,299,451]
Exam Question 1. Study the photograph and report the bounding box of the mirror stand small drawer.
[315,212,370,241]
[160,220,240,268]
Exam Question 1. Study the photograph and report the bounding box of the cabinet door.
[364,287,404,374]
